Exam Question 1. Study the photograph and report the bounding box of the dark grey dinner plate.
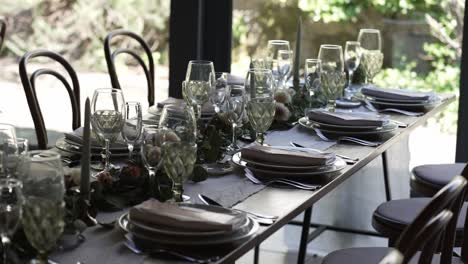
[367,96,441,111]
[299,117,398,135]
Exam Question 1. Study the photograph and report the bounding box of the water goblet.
[321,71,347,112]
[358,28,382,51]
[122,101,142,160]
[0,178,22,264]
[244,68,274,99]
[91,88,125,172]
[318,44,344,72]
[159,105,197,202]
[246,97,276,145]
[183,60,215,120]
[19,151,65,264]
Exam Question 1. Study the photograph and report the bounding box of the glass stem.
[173,183,183,202]
[256,132,264,145]
[348,70,354,88]
[36,252,48,264]
[104,139,111,171]
[2,235,9,264]
[231,123,237,149]
[196,104,202,120]
[328,100,336,112]
[127,143,134,160]
[148,169,156,197]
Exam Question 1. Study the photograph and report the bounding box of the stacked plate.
[55,128,132,157]
[148,97,216,122]
[300,110,398,137]
[119,200,258,247]
[361,87,440,112]
[232,145,346,179]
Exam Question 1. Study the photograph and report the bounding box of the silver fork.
[245,168,321,191]
[314,128,382,147]
[364,101,424,116]
[289,142,358,163]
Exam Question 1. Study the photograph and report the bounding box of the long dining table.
[52,93,456,264]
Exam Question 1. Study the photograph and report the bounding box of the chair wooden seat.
[411,163,466,197]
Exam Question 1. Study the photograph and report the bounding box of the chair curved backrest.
[104,29,155,106]
[19,50,81,149]
[379,210,453,264]
[0,19,6,51]
[393,175,467,264]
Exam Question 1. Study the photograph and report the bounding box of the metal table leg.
[297,207,312,264]
[382,151,392,201]
[254,245,259,264]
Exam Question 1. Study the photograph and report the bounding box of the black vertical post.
[456,0,468,162]
[169,0,232,99]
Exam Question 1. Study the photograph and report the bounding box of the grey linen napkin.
[361,87,434,101]
[308,110,386,127]
[129,199,242,232]
[241,145,334,166]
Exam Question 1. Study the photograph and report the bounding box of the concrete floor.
[0,65,458,263]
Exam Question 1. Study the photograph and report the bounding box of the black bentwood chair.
[19,50,81,149]
[104,29,155,106]
[0,19,6,51]
[323,175,467,264]
[411,163,467,197]
[373,164,468,247]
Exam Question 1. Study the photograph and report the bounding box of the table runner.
[52,124,335,263]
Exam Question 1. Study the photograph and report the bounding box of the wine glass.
[275,50,293,90]
[210,72,231,113]
[140,125,165,197]
[0,178,22,264]
[267,40,291,89]
[318,44,344,72]
[246,97,276,145]
[0,124,16,178]
[358,28,382,51]
[344,41,361,96]
[304,59,322,105]
[183,60,215,119]
[20,150,65,264]
[159,105,197,202]
[6,138,28,178]
[318,45,346,111]
[244,68,274,99]
[91,88,125,172]
[122,101,142,160]
[223,85,246,153]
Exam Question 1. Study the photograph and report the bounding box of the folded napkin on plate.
[361,87,434,101]
[308,110,386,127]
[64,127,127,149]
[129,199,242,232]
[241,145,334,166]
[156,97,215,115]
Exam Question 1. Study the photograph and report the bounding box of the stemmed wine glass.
[183,60,215,120]
[140,125,165,197]
[20,151,65,264]
[244,68,274,100]
[122,101,142,160]
[318,45,346,112]
[0,124,16,178]
[210,72,231,113]
[159,105,197,202]
[91,88,125,172]
[344,41,361,96]
[223,85,246,153]
[358,29,383,87]
[0,178,22,264]
[267,40,291,90]
[304,59,322,106]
